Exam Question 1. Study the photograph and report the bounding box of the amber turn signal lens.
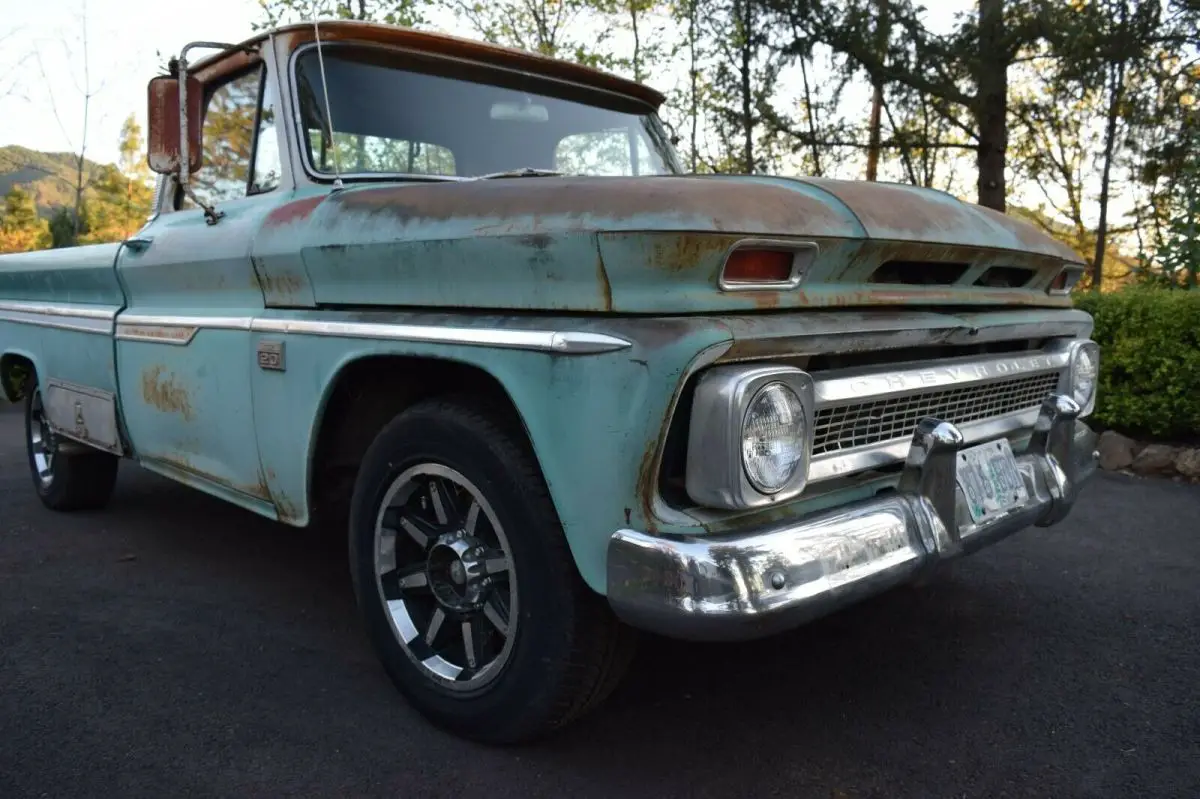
[722,249,795,284]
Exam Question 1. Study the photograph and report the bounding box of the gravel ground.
[1,399,1197,799]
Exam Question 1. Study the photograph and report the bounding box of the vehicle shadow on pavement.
[107,461,1012,763]
[9,454,1195,798]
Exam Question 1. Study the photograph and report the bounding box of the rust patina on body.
[0,20,1100,743]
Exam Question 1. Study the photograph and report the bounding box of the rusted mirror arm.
[174,41,245,225]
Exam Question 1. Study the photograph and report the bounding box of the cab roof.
[190,20,666,108]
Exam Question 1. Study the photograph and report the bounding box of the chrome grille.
[812,371,1060,455]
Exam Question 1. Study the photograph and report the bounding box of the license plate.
[956,438,1028,524]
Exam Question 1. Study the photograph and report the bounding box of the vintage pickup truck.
[0,21,1100,743]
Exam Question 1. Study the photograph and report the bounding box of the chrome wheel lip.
[373,463,518,692]
[29,389,55,488]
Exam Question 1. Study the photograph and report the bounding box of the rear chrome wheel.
[23,380,119,512]
[375,464,516,689]
[28,388,57,488]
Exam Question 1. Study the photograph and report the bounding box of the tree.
[769,0,1068,210]
[30,0,104,237]
[254,0,427,28]
[452,0,605,62]
[49,206,84,249]
[1147,120,1200,288]
[79,165,152,244]
[0,186,52,254]
[705,0,789,173]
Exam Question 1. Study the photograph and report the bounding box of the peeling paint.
[595,253,613,311]
[140,365,194,421]
[262,194,325,229]
[258,269,307,303]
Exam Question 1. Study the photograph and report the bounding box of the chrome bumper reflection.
[607,394,1099,642]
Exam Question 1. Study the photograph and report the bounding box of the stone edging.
[1097,431,1200,483]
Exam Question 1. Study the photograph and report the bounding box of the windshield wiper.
[472,167,564,180]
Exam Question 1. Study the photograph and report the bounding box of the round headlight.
[741,382,807,494]
[1072,346,1098,408]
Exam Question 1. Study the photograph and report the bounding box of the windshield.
[292,46,682,180]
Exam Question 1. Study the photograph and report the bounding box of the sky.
[1,0,273,165]
[1,0,975,169]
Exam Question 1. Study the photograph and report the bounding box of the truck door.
[114,63,283,513]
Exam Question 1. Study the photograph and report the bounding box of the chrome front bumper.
[607,394,1099,642]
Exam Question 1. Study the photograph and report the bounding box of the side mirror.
[147,74,202,175]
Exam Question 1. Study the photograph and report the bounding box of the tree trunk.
[629,2,642,83]
[73,0,91,236]
[688,0,698,172]
[974,0,1008,211]
[865,0,889,181]
[799,55,822,176]
[1092,58,1126,291]
[740,0,753,173]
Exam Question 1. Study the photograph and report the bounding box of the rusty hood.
[262,175,1081,313]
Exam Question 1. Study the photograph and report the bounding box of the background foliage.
[0,114,152,253]
[0,0,1196,293]
[1075,288,1200,438]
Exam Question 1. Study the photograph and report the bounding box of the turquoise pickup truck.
[0,21,1100,743]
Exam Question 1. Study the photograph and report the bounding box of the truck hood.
[259,175,1081,313]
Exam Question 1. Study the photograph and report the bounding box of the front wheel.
[24,385,119,512]
[348,397,635,744]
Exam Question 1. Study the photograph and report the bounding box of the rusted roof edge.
[188,21,666,108]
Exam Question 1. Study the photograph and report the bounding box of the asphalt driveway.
[1,400,1197,798]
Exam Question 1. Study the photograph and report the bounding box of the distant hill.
[0,145,108,218]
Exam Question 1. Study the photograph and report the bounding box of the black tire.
[24,385,119,512]
[348,395,636,744]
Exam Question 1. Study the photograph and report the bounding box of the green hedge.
[1074,288,1200,439]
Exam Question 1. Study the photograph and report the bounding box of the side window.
[184,68,263,209]
[251,75,282,194]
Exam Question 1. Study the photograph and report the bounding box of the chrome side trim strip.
[249,318,632,354]
[0,300,119,320]
[117,314,253,331]
[812,349,1070,405]
[0,304,116,335]
[112,312,631,354]
[115,324,200,345]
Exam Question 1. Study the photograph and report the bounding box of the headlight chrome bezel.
[685,365,815,510]
[1052,338,1100,417]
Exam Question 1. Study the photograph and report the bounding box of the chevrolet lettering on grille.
[821,353,1063,403]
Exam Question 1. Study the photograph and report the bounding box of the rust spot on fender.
[645,232,735,274]
[258,269,307,304]
[595,254,613,311]
[264,194,325,229]
[156,453,273,503]
[517,233,553,250]
[635,435,661,534]
[273,492,301,525]
[141,366,193,421]
[751,291,781,309]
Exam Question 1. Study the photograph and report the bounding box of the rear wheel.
[349,396,635,744]
[25,385,119,511]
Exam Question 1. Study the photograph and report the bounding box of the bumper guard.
[607,394,1099,641]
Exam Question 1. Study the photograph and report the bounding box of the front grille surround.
[812,371,1061,457]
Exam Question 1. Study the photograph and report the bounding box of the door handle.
[124,237,154,253]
